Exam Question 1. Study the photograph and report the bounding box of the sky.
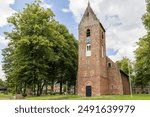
[0,0,147,80]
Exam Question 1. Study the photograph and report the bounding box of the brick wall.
[120,71,131,94]
[106,57,123,95]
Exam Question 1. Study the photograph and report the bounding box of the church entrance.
[86,86,92,97]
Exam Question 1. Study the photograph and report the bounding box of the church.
[76,2,130,96]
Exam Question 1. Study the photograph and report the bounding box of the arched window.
[87,44,91,51]
[86,44,91,56]
[108,63,112,68]
[86,12,89,17]
[102,32,104,39]
[86,29,90,37]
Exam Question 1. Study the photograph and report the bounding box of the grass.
[1,93,150,100]
[24,94,150,100]
[0,93,12,99]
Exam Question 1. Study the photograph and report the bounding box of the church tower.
[77,2,109,96]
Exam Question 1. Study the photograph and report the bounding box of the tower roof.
[79,2,105,32]
[88,1,90,7]
[85,1,97,20]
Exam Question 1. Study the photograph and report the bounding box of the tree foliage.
[0,79,6,88]
[2,1,78,96]
[116,57,132,75]
[134,0,150,90]
[134,35,150,88]
[116,57,136,86]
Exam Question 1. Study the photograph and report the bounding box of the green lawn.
[0,93,12,99]
[1,94,150,100]
[25,94,150,100]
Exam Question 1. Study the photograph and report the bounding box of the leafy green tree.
[50,24,78,94]
[134,0,150,91]
[116,57,136,87]
[0,79,6,88]
[2,1,78,96]
[134,36,150,90]
[116,57,132,75]
[3,1,56,95]
[142,0,150,32]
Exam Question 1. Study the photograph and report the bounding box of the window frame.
[86,29,91,37]
[108,62,112,68]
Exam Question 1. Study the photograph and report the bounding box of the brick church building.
[76,2,130,96]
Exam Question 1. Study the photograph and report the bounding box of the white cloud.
[0,0,16,80]
[0,63,5,81]
[0,36,8,81]
[40,0,52,9]
[41,2,52,9]
[0,36,10,46]
[62,8,71,13]
[66,0,147,61]
[0,0,16,27]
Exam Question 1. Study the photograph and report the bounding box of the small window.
[86,12,89,17]
[108,63,112,68]
[86,44,91,56]
[86,29,90,37]
[87,45,91,51]
[102,32,104,39]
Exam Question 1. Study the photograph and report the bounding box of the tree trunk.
[33,83,36,95]
[51,79,54,93]
[40,81,45,95]
[23,82,27,96]
[33,79,36,95]
[60,82,63,95]
[141,85,144,94]
[67,84,70,94]
[45,83,48,95]
[74,83,76,94]
[37,83,40,96]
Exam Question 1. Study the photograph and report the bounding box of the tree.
[49,24,78,94]
[2,1,78,96]
[0,79,6,88]
[116,57,136,86]
[3,1,56,95]
[116,57,132,75]
[134,36,150,90]
[134,0,150,91]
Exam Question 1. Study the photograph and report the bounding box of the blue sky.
[0,0,147,80]
[0,0,77,36]
[10,0,78,37]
